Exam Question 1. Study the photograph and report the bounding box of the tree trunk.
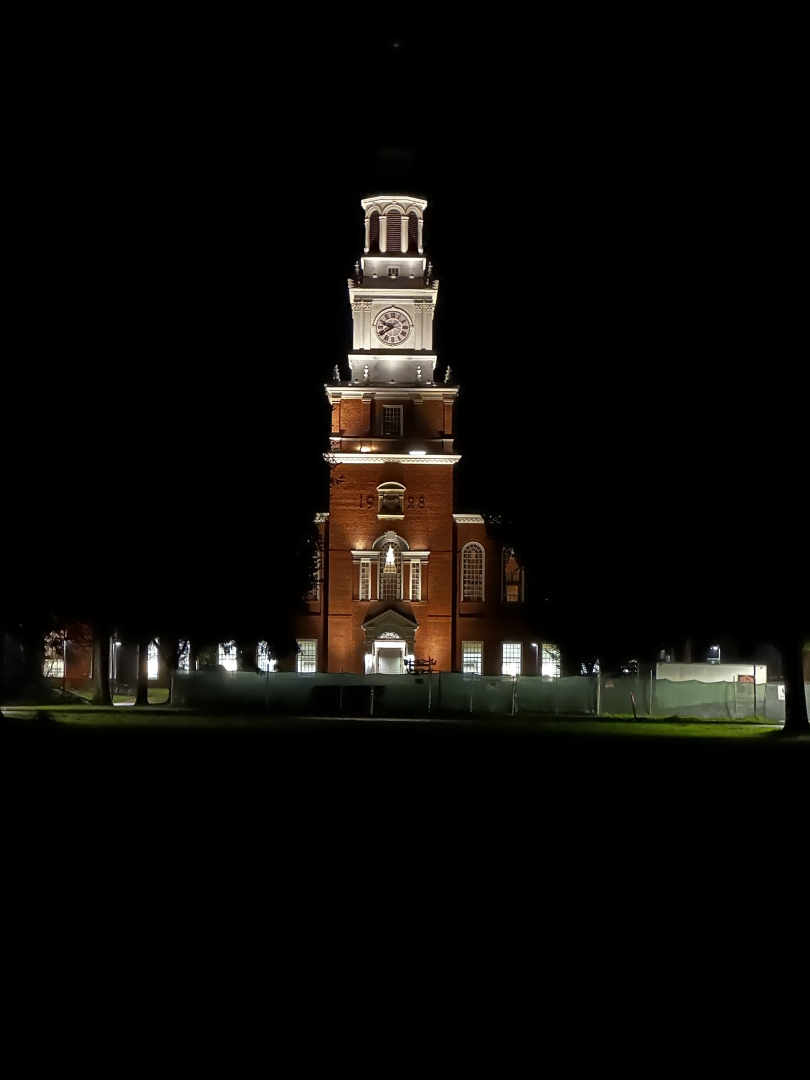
[134,637,150,706]
[781,634,809,735]
[160,639,180,705]
[91,631,112,705]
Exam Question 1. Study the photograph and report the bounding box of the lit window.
[502,642,522,676]
[541,644,561,678]
[409,559,421,601]
[360,559,371,601]
[382,406,403,436]
[462,641,483,674]
[379,541,402,600]
[462,542,484,601]
[178,640,190,671]
[502,548,524,603]
[297,639,317,673]
[43,632,64,678]
[218,641,238,671]
[258,641,277,673]
[148,639,159,680]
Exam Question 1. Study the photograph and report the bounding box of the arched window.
[502,548,524,603]
[408,211,419,252]
[369,211,380,252]
[379,539,402,600]
[369,532,409,601]
[462,542,485,601]
[386,209,401,252]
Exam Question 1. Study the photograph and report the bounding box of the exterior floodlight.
[409,450,426,456]
[360,446,371,453]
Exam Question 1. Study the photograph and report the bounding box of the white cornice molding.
[351,549,431,560]
[332,454,461,465]
[453,514,485,524]
[361,195,428,211]
[325,386,458,400]
[349,288,435,300]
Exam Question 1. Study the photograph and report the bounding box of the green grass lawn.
[0,705,787,739]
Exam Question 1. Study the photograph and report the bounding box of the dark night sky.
[12,22,805,657]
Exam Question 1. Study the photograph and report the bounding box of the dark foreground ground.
[3,709,806,1042]
[4,710,806,824]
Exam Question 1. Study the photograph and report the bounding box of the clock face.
[375,307,412,346]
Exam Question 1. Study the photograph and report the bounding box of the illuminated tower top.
[346,195,438,386]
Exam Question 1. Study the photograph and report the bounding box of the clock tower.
[322,195,459,674]
[290,193,536,678]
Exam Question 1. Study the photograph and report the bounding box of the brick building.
[290,194,556,677]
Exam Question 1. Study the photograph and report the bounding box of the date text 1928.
[360,495,426,508]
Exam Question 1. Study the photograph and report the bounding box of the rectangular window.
[218,641,238,672]
[147,639,159,680]
[502,642,522,677]
[360,559,371,601]
[178,641,190,671]
[409,560,421,601]
[382,405,403,436]
[43,634,64,678]
[379,544,402,600]
[297,639,317,673]
[258,641,277,673]
[541,643,561,678]
[462,641,483,675]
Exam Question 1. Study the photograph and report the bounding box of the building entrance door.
[373,639,406,674]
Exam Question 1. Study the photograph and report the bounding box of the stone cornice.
[332,454,461,465]
[351,550,431,560]
[325,386,458,401]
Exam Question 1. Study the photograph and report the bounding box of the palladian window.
[461,542,484,601]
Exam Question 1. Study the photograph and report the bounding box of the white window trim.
[461,541,485,602]
[409,559,421,601]
[382,405,403,436]
[360,559,371,601]
[296,639,317,673]
[501,642,523,677]
[462,641,483,675]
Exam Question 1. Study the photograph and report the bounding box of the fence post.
[596,674,601,716]
[512,675,517,716]
[753,664,757,720]
[649,671,653,716]
[370,683,374,717]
